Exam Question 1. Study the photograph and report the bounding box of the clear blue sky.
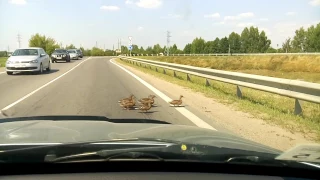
[0,0,319,51]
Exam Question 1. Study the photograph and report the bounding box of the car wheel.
[7,72,13,75]
[38,63,43,74]
[46,62,51,72]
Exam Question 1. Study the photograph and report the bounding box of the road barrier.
[119,56,320,115]
[121,52,320,57]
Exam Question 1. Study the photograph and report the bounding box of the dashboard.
[0,172,312,180]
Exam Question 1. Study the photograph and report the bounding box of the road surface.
[0,57,224,131]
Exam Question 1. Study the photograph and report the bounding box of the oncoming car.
[67,49,79,60]
[51,49,70,63]
[5,47,51,75]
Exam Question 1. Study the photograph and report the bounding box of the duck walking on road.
[169,95,183,107]
[118,94,135,104]
[136,102,152,112]
[138,95,156,106]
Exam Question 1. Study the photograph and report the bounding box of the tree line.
[123,23,320,55]
[0,23,319,57]
[26,33,115,56]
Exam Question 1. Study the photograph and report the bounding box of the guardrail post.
[144,64,147,68]
[149,65,152,69]
[187,74,191,81]
[173,71,177,77]
[139,62,142,66]
[236,85,243,98]
[163,69,166,74]
[294,99,303,115]
[205,79,210,86]
[156,67,158,72]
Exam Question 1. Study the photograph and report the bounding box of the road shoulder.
[114,59,314,151]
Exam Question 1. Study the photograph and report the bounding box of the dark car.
[51,49,70,63]
[76,49,83,58]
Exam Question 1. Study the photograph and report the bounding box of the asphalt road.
[0,57,235,134]
[0,57,216,127]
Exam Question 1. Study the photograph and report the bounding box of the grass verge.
[136,56,320,83]
[116,58,320,142]
[0,57,8,67]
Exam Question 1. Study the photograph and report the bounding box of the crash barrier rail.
[119,56,320,115]
[121,52,320,57]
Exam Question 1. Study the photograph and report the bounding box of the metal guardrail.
[119,56,320,115]
[121,52,320,57]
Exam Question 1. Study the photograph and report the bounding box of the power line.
[166,31,171,56]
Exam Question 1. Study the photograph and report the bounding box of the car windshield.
[0,0,319,168]
[12,49,38,56]
[54,50,66,53]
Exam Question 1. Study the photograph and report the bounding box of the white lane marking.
[110,59,216,131]
[0,72,5,75]
[1,57,92,112]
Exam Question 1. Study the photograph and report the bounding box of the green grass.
[136,56,320,83]
[0,57,8,67]
[117,58,320,142]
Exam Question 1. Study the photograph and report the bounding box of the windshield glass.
[0,0,319,167]
[54,50,66,53]
[67,50,76,53]
[12,49,38,56]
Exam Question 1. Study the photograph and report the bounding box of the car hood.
[0,118,281,154]
[8,56,38,62]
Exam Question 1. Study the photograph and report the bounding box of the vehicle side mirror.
[40,54,46,57]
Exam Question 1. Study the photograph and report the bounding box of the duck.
[137,102,152,112]
[118,94,134,104]
[138,95,156,105]
[120,97,136,110]
[169,95,183,107]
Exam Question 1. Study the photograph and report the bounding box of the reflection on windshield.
[12,49,38,56]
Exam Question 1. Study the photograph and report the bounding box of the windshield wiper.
[0,115,171,124]
[44,146,170,162]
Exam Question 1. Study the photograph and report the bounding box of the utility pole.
[96,41,98,48]
[166,31,171,56]
[17,33,22,48]
[113,44,114,55]
[104,44,105,51]
[120,38,122,53]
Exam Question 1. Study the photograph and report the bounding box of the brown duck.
[120,97,136,110]
[138,95,156,105]
[137,102,152,112]
[169,95,183,107]
[118,94,134,103]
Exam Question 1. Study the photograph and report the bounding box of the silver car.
[5,47,51,75]
[67,49,79,60]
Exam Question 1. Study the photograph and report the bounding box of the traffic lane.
[2,57,195,126]
[0,58,87,110]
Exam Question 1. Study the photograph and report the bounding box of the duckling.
[137,102,152,112]
[118,94,134,104]
[138,95,156,105]
[169,95,183,107]
[120,97,136,110]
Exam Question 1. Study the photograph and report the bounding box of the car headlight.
[30,60,38,63]
[51,55,55,57]
[63,55,66,57]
